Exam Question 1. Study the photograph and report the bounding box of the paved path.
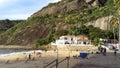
[73,51,120,68]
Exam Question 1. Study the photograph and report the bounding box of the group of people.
[98,46,107,56]
[98,45,118,56]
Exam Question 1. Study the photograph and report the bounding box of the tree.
[105,30,114,39]
[110,16,119,43]
[93,37,100,46]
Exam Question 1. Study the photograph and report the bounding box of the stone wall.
[51,45,97,53]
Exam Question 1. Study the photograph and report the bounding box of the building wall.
[51,46,97,52]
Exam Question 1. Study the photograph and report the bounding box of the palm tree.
[110,16,118,45]
[110,0,120,45]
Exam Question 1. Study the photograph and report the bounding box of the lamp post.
[118,16,120,51]
[56,46,58,68]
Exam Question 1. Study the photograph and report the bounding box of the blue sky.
[0,0,61,20]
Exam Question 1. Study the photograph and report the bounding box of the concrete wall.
[51,45,97,53]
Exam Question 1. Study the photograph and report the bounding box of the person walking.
[98,46,101,53]
[100,47,104,54]
[25,53,31,63]
[103,48,106,56]
[114,50,117,56]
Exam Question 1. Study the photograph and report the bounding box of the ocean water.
[0,48,27,54]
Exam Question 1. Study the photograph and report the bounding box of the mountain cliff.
[0,0,119,47]
[30,0,105,18]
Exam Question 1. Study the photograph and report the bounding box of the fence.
[43,57,70,68]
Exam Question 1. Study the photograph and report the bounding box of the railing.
[43,59,58,68]
[50,57,70,68]
[43,57,70,68]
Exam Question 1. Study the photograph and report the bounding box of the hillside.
[0,19,23,30]
[30,0,105,18]
[0,0,119,47]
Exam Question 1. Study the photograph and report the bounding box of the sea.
[0,48,28,55]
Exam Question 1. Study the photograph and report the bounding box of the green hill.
[0,0,119,48]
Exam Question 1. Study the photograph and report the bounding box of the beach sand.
[0,45,120,68]
[0,50,83,68]
[73,51,120,68]
[0,46,96,68]
[1,49,119,68]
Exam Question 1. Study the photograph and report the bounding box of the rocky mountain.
[85,16,112,30]
[30,0,106,18]
[0,0,119,47]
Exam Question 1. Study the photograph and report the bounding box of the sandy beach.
[0,46,119,68]
[0,50,83,68]
[0,51,120,68]
[0,45,97,68]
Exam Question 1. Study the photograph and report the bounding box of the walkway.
[73,51,120,68]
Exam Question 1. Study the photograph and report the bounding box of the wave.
[0,50,42,57]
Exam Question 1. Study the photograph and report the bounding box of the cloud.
[0,0,9,5]
[1,13,30,20]
[0,0,10,8]
[50,0,61,3]
[0,0,61,20]
[0,0,20,8]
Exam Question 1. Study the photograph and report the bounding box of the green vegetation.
[0,19,24,35]
[36,24,116,48]
[93,37,100,46]
[35,29,55,48]
[68,25,115,40]
[0,19,23,31]
[0,0,119,46]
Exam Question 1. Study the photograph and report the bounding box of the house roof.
[61,35,91,42]
[76,35,91,42]
[76,35,88,39]
[65,34,75,37]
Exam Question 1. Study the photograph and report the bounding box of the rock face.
[30,0,97,18]
[30,0,107,19]
[86,16,112,30]
[85,0,98,7]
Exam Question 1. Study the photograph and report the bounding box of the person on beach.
[103,48,106,56]
[98,46,101,53]
[114,47,118,56]
[98,46,104,54]
[28,53,31,60]
[98,46,103,54]
[114,50,117,56]
[25,53,31,63]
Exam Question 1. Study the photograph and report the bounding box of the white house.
[51,35,92,46]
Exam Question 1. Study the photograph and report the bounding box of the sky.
[0,0,61,20]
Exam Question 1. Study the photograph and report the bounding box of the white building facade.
[51,35,92,46]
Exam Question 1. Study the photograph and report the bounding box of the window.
[83,42,86,44]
